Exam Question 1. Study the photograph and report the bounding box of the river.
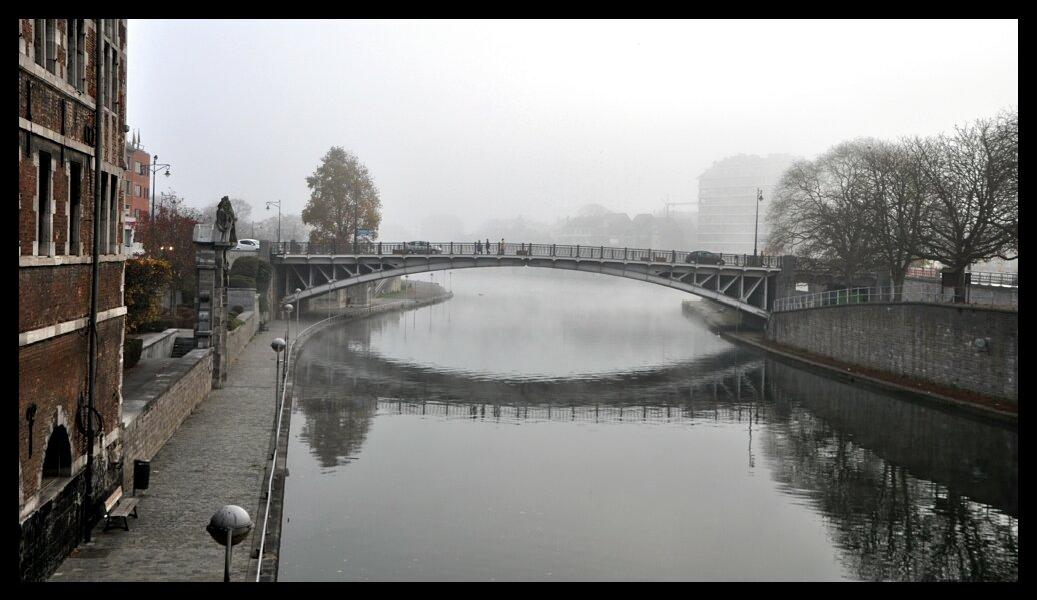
[278,267,1018,581]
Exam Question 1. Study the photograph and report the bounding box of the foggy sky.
[127,19,1017,240]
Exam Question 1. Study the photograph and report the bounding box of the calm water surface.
[279,268,1018,581]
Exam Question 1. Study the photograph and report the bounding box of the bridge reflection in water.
[289,329,1016,580]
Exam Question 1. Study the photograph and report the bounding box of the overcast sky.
[127,19,1017,239]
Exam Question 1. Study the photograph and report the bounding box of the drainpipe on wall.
[83,17,104,544]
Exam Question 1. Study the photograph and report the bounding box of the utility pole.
[753,188,762,257]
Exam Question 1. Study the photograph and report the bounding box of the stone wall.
[227,310,257,366]
[766,303,1017,401]
[121,349,213,491]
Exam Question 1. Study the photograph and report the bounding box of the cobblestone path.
[51,320,290,582]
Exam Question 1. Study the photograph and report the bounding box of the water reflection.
[283,270,1016,581]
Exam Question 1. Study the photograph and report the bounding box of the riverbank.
[50,285,451,582]
[681,299,1017,424]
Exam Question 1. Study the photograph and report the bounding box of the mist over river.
[278,268,1017,581]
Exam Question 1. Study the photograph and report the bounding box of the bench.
[102,486,139,531]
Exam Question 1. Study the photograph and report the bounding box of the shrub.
[227,315,243,331]
[232,256,272,291]
[123,337,144,370]
[231,305,245,315]
[229,274,256,289]
[175,306,196,329]
[125,257,173,334]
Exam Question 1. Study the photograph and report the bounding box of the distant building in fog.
[696,154,796,255]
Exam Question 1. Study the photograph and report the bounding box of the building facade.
[18,18,128,581]
[696,154,796,255]
[123,137,150,254]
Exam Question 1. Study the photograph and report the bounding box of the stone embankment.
[682,298,1017,423]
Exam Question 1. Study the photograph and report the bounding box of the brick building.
[18,19,128,581]
[123,135,150,253]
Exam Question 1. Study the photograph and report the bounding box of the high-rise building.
[18,19,128,581]
[696,154,796,255]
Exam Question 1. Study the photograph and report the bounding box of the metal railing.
[253,299,416,581]
[271,240,784,269]
[773,285,1018,313]
[906,267,1018,288]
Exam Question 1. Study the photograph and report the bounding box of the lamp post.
[266,200,282,252]
[206,505,252,582]
[283,303,293,347]
[271,338,286,411]
[753,188,762,258]
[295,288,302,329]
[149,155,171,225]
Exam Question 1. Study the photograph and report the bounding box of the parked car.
[234,238,261,252]
[404,241,443,254]
[684,250,725,265]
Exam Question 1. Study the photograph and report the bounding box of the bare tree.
[858,140,933,300]
[915,111,1018,301]
[767,142,879,287]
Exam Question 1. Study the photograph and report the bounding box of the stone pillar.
[192,196,238,388]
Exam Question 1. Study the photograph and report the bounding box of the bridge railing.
[773,285,1018,313]
[272,240,785,268]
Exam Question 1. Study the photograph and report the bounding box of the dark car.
[404,241,443,254]
[684,250,725,265]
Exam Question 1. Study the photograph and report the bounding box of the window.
[134,160,141,173]
[69,161,82,255]
[139,163,148,176]
[65,19,76,85]
[34,20,45,67]
[45,20,57,74]
[109,174,120,253]
[103,42,111,108]
[99,173,108,253]
[135,184,142,197]
[37,151,52,256]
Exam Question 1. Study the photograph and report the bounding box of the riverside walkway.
[51,290,444,582]
[50,318,291,582]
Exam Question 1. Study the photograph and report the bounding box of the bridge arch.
[274,253,785,319]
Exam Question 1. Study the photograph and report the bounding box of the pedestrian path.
[50,320,289,582]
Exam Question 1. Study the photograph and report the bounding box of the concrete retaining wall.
[121,348,214,491]
[132,328,192,361]
[766,303,1017,401]
[227,310,257,367]
[228,288,258,313]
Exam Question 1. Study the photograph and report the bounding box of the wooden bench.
[102,486,139,531]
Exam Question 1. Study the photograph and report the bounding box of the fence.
[773,285,1018,313]
[906,267,1018,288]
[272,240,784,269]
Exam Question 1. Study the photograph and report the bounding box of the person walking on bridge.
[476,240,482,254]
[500,238,506,255]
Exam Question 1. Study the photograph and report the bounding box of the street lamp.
[206,505,252,582]
[149,154,171,225]
[283,303,293,347]
[266,200,282,251]
[271,338,286,410]
[753,188,762,258]
[294,288,302,329]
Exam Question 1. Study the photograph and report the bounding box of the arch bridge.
[272,241,796,319]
